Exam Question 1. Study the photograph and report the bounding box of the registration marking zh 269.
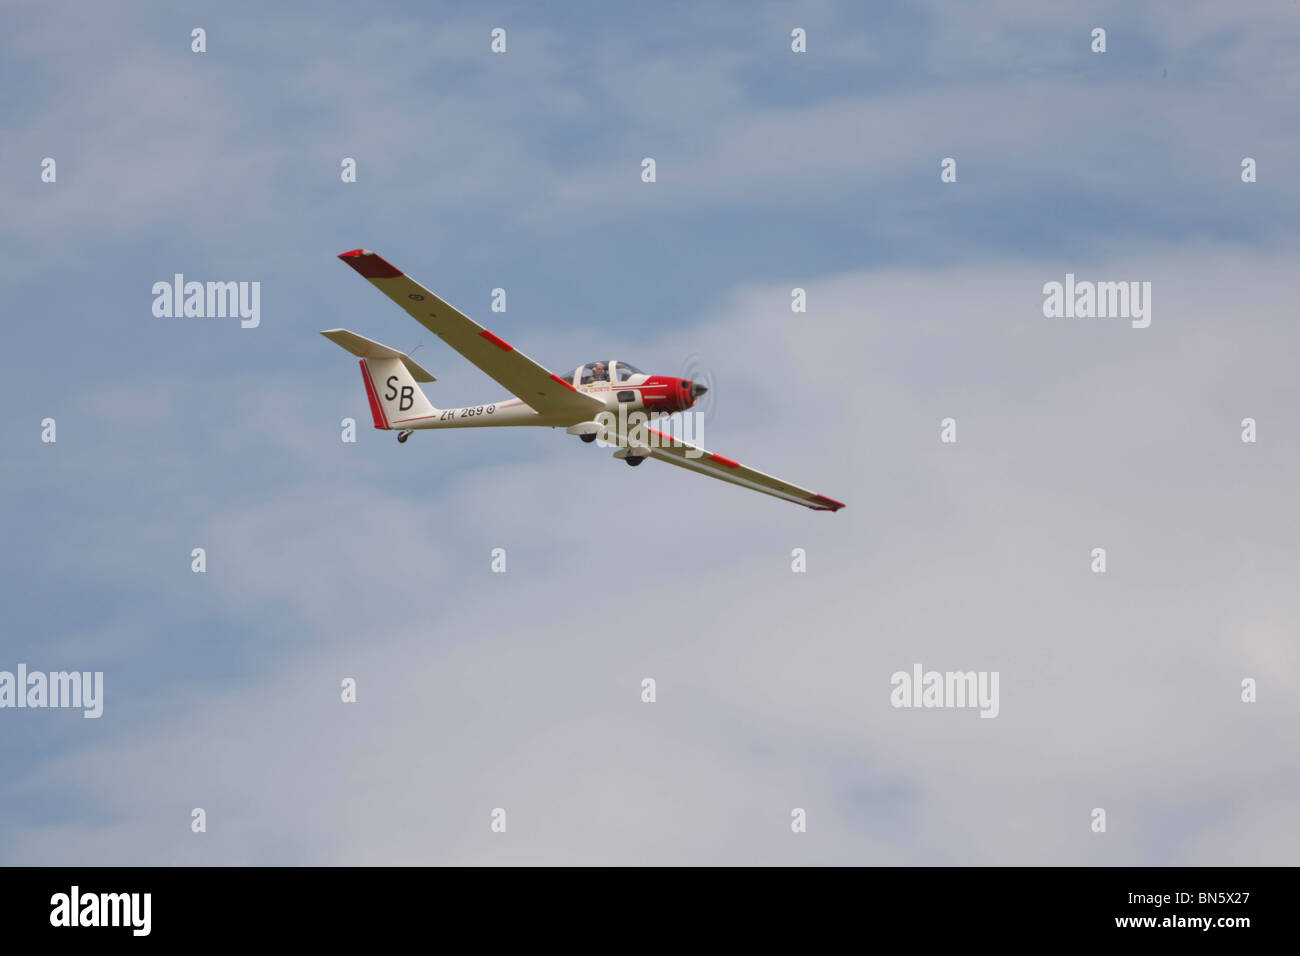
[440,404,496,420]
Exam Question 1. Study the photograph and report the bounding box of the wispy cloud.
[2,1,1297,865]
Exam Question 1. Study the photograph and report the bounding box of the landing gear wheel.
[397,430,413,444]
[580,433,597,443]
[625,455,645,467]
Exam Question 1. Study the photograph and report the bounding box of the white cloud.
[9,246,1298,864]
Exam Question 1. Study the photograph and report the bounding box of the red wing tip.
[337,249,404,278]
[810,494,846,511]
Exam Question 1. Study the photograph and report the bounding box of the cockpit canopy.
[572,360,645,385]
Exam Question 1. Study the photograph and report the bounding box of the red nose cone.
[642,375,700,413]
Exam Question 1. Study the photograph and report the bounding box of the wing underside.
[612,424,845,512]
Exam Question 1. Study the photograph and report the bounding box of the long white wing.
[613,424,845,512]
[336,249,604,422]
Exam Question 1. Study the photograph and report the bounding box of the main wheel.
[625,455,644,467]
[580,433,596,443]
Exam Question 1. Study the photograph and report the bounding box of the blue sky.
[1,0,1298,864]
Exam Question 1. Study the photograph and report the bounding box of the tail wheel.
[397,430,412,444]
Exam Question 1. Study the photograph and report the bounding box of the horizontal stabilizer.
[320,329,435,382]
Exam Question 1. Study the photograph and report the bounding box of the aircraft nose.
[691,383,708,398]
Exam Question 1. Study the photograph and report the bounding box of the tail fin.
[322,329,438,429]
[358,357,438,429]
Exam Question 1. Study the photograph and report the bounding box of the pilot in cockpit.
[590,362,608,382]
